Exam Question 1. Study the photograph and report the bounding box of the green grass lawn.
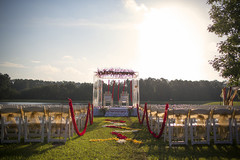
[1,117,240,160]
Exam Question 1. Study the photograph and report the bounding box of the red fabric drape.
[130,80,132,102]
[68,99,93,136]
[137,103,169,139]
[117,80,120,101]
[108,80,110,94]
[112,81,115,99]
[136,104,146,124]
[145,103,169,138]
[90,104,94,125]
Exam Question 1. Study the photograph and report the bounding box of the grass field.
[1,117,240,160]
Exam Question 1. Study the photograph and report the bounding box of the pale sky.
[0,0,224,82]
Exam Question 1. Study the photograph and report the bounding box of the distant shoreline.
[0,99,89,104]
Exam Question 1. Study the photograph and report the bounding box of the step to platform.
[105,107,129,117]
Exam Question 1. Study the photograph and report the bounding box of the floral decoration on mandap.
[96,68,138,79]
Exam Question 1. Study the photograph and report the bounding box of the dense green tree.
[0,73,11,99]
[0,73,227,102]
[207,0,240,86]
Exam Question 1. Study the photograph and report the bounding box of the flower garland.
[105,126,132,130]
[103,122,127,126]
[111,132,127,139]
[113,130,140,133]
[89,119,143,144]
[89,138,119,142]
[89,138,142,144]
[105,119,126,123]
[96,68,137,79]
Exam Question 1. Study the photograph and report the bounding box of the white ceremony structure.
[92,68,140,108]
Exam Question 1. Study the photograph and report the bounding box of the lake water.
[0,102,88,105]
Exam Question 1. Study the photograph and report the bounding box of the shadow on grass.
[1,117,240,159]
[0,118,103,159]
[0,142,60,159]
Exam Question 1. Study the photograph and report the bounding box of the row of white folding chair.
[0,104,89,143]
[147,106,240,146]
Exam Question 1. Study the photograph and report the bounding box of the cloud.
[0,62,26,68]
[36,17,136,30]
[62,56,73,60]
[35,65,60,74]
[63,67,83,75]
[31,60,41,63]
[123,0,148,12]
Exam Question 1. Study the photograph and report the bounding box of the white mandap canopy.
[92,68,140,107]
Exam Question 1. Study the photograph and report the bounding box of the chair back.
[22,106,45,123]
[212,108,233,125]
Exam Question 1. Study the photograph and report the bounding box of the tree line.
[0,73,232,102]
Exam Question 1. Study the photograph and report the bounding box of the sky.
[0,0,224,83]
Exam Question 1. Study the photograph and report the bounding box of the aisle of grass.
[1,117,240,160]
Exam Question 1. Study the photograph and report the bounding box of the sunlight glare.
[137,6,204,80]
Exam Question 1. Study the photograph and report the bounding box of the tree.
[207,0,240,86]
[0,73,11,99]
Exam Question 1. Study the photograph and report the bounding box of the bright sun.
[137,6,205,80]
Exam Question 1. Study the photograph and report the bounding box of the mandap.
[92,68,140,108]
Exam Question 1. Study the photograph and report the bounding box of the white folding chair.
[233,108,240,144]
[168,109,189,147]
[1,106,22,143]
[212,108,233,144]
[0,104,2,143]
[119,91,129,106]
[103,92,113,107]
[72,104,88,136]
[190,108,211,145]
[47,105,71,143]
[148,105,157,132]
[155,106,167,137]
[164,109,172,142]
[22,106,45,143]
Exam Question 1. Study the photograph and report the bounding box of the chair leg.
[168,119,172,147]
[18,118,21,143]
[229,119,233,144]
[184,119,188,145]
[24,117,28,142]
[64,118,68,142]
[41,117,45,143]
[164,119,167,142]
[47,117,51,143]
[1,118,4,144]
[213,118,217,144]
[190,119,194,145]
[236,119,239,144]
[207,119,210,145]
